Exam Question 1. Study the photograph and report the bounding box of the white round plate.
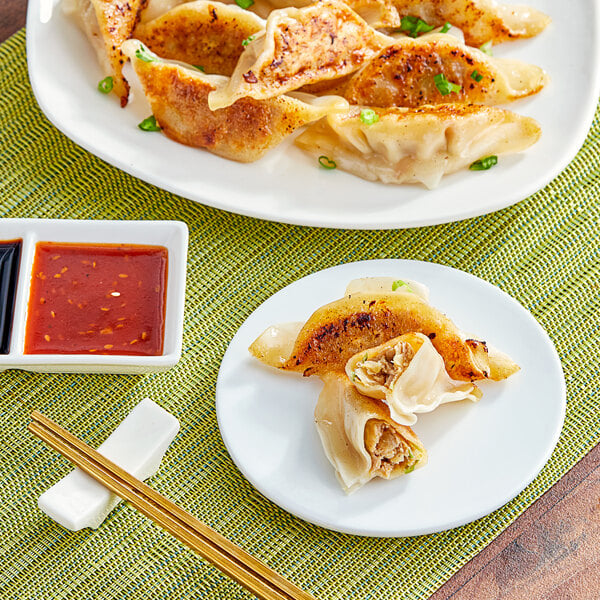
[216,260,566,536]
[27,0,599,229]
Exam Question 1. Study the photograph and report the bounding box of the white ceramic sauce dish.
[0,219,188,373]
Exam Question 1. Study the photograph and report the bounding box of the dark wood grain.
[430,444,600,600]
[1,2,599,599]
[0,0,26,43]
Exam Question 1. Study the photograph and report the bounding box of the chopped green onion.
[318,155,336,170]
[479,41,493,56]
[392,279,413,292]
[193,65,206,72]
[363,353,368,362]
[241,35,255,47]
[440,21,451,33]
[138,115,161,132]
[470,69,483,82]
[97,76,113,94]
[469,155,498,171]
[434,73,461,96]
[235,0,254,7]
[359,108,379,125]
[135,46,156,63]
[400,15,434,38]
[351,372,356,382]
[405,464,416,474]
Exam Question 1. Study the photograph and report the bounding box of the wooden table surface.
[2,3,599,599]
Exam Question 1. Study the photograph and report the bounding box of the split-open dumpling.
[315,374,427,493]
[122,40,348,162]
[295,104,541,188]
[346,333,482,425]
[343,33,549,108]
[249,277,520,381]
[207,0,393,109]
[389,0,551,47]
[63,0,147,106]
[134,2,265,76]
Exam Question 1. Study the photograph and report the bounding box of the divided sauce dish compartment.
[0,219,188,373]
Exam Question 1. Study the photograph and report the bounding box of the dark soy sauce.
[0,240,22,354]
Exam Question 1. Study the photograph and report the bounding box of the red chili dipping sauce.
[25,242,168,355]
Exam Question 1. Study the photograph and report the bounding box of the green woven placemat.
[1,28,599,600]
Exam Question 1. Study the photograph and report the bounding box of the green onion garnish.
[434,73,461,96]
[471,69,483,82]
[97,76,113,94]
[479,41,493,56]
[399,15,434,38]
[318,155,336,170]
[135,46,156,63]
[138,115,161,132]
[392,279,413,292]
[193,65,206,72]
[235,0,254,8]
[363,353,368,362]
[440,21,451,33]
[469,155,498,171]
[405,464,416,474]
[241,35,255,47]
[359,108,379,125]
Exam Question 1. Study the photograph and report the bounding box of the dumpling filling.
[347,333,483,425]
[364,419,417,478]
[355,340,416,389]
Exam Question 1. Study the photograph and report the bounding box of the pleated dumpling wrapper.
[134,1,265,76]
[316,373,427,493]
[389,0,551,47]
[346,332,482,426]
[295,104,541,188]
[207,0,393,110]
[122,41,349,162]
[63,0,147,106]
[248,277,520,381]
[343,33,549,108]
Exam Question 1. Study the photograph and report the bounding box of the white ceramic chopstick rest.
[38,398,180,531]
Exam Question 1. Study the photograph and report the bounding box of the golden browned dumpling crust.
[390,0,551,46]
[134,1,265,76]
[208,0,394,109]
[343,34,548,108]
[122,41,348,162]
[93,0,148,106]
[282,292,493,381]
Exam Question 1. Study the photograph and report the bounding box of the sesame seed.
[44,334,51,342]
[54,274,61,278]
[50,311,56,318]
[110,291,121,297]
[100,327,113,334]
[61,267,68,273]
[118,273,128,278]
[51,255,61,261]
[104,344,114,349]
[141,331,148,340]
[130,339,139,344]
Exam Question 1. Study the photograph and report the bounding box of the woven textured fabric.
[1,28,599,600]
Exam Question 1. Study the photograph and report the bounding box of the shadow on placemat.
[1,29,599,600]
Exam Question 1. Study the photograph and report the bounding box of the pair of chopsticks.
[29,411,316,600]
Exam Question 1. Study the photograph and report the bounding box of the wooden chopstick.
[29,411,316,600]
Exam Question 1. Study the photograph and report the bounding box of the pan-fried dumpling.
[63,0,147,106]
[122,40,348,162]
[389,0,551,47]
[343,33,549,108]
[207,0,393,109]
[295,104,541,188]
[249,277,520,381]
[134,2,265,76]
[316,373,427,493]
[346,333,482,425]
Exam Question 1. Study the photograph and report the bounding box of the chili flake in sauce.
[25,242,168,355]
